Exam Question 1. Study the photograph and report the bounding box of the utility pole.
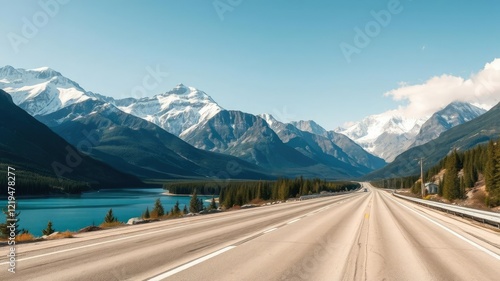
[419,158,425,198]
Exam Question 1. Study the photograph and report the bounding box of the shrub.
[16,233,35,242]
[99,221,124,228]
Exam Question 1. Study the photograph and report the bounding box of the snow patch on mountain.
[0,66,223,137]
[115,84,223,136]
[335,111,427,162]
[0,66,97,116]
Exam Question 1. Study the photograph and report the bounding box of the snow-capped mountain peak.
[258,113,278,127]
[0,65,20,78]
[116,85,223,136]
[409,101,486,148]
[29,67,62,79]
[291,120,328,137]
[441,101,486,125]
[0,66,95,116]
[336,101,486,162]
[171,83,189,95]
[1,66,224,137]
[335,111,427,162]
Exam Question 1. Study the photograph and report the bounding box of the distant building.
[425,182,439,194]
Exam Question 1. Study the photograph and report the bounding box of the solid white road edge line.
[147,246,236,281]
[385,193,500,261]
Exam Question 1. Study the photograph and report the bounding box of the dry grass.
[99,221,125,229]
[16,233,36,242]
[249,198,266,205]
[228,205,241,211]
[462,185,490,210]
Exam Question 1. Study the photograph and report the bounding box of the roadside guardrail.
[392,192,500,228]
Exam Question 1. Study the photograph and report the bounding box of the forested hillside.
[372,139,500,207]
[165,178,360,208]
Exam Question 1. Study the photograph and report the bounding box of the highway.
[1,183,499,280]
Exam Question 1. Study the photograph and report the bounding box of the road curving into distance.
[1,183,499,280]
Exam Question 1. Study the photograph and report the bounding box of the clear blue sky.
[1,0,499,129]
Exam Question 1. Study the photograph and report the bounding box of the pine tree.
[210,197,217,210]
[198,198,204,211]
[190,189,199,213]
[463,151,474,188]
[153,198,165,217]
[443,151,461,200]
[173,201,181,215]
[485,140,496,192]
[143,207,150,219]
[42,221,55,236]
[488,140,500,206]
[183,205,188,215]
[412,179,421,195]
[438,177,444,196]
[255,181,262,199]
[104,208,117,223]
[278,181,288,201]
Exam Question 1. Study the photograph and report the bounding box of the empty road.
[1,183,499,280]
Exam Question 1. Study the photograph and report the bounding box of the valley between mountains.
[0,65,499,194]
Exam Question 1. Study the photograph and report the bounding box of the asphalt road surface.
[1,183,499,280]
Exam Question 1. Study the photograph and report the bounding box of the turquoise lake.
[0,188,213,236]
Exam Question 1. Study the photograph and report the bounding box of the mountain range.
[0,66,382,180]
[408,101,486,149]
[336,102,486,162]
[0,89,142,189]
[367,101,500,179]
[1,65,494,185]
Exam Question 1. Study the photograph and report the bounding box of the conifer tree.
[198,198,204,211]
[104,208,118,223]
[210,197,217,210]
[173,201,181,215]
[486,140,500,206]
[443,151,461,200]
[255,181,262,199]
[42,221,55,236]
[438,178,444,196]
[485,140,496,192]
[143,207,150,219]
[153,198,165,217]
[190,189,199,213]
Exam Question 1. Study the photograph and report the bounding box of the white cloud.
[384,58,500,118]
